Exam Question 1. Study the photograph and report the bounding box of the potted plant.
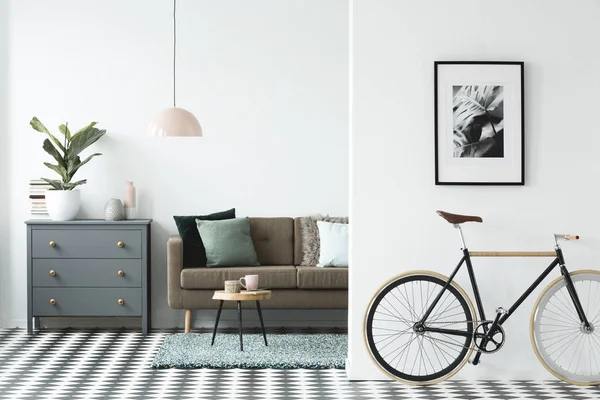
[30,117,106,221]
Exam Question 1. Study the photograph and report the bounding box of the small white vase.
[104,198,125,221]
[45,189,81,221]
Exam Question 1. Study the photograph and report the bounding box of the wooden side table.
[211,290,271,351]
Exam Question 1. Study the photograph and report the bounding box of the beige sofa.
[167,217,348,331]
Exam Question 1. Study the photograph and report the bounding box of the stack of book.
[29,179,52,218]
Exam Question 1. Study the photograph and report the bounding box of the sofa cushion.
[249,218,294,265]
[296,266,348,289]
[181,266,297,290]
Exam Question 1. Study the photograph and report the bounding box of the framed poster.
[434,61,524,185]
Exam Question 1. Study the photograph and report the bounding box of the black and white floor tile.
[1,328,600,399]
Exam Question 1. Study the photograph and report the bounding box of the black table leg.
[211,300,224,346]
[237,301,243,351]
[256,300,267,346]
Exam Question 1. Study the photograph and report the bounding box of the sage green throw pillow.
[195,217,259,267]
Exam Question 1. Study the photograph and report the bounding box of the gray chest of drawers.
[25,219,152,335]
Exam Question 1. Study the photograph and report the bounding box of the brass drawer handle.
[117,270,125,277]
[49,241,56,247]
[49,270,56,277]
[117,299,125,305]
[49,298,56,305]
[117,241,124,248]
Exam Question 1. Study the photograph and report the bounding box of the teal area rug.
[152,333,347,369]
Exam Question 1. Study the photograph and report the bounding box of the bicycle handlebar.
[554,233,580,241]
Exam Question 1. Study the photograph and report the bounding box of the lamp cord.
[173,0,177,108]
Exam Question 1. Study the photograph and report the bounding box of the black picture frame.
[434,61,525,185]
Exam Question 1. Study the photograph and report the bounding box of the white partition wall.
[0,0,9,329]
[349,0,600,380]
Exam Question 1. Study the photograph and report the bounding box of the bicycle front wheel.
[364,271,476,385]
[531,270,600,385]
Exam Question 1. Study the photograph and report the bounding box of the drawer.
[33,259,142,288]
[32,229,142,259]
[33,288,142,316]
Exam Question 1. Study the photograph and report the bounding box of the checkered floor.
[1,328,600,399]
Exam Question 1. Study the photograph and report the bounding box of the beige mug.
[224,280,241,293]
[239,274,259,290]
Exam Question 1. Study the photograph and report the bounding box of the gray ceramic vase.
[104,198,125,221]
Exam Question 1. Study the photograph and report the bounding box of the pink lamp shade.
[148,107,203,137]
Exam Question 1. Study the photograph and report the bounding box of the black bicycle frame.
[418,247,591,363]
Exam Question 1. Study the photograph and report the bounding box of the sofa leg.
[185,309,192,333]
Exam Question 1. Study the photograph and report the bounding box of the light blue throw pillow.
[316,221,349,267]
[195,217,259,267]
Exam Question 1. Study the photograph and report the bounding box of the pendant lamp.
[148,0,202,137]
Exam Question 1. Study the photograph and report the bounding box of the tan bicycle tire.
[364,270,477,385]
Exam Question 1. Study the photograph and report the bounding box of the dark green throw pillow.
[173,208,236,267]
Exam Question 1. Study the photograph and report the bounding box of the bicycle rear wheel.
[364,271,476,385]
[531,270,600,385]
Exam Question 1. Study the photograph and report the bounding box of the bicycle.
[364,210,600,386]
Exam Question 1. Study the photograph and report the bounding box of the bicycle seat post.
[454,223,467,249]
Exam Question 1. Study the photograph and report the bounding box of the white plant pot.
[45,189,81,221]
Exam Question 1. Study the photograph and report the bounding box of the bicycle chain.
[421,320,492,350]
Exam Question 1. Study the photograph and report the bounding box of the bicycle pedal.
[495,307,508,315]
[468,358,480,365]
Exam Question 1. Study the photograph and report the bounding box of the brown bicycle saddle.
[436,210,483,224]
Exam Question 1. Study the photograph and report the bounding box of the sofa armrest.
[167,235,184,309]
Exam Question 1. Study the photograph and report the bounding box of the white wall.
[0,0,9,328]
[2,0,349,327]
[350,0,600,380]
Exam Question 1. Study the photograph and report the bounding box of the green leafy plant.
[30,117,106,190]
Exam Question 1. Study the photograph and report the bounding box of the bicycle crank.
[473,321,506,354]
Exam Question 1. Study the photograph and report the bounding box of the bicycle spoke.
[544,330,581,350]
[374,329,412,345]
[439,332,466,347]
[424,333,451,363]
[551,332,583,362]
[566,334,586,372]
[541,315,579,326]
[540,327,579,334]
[541,329,580,344]
[421,338,437,375]
[399,285,419,321]
[428,303,463,323]
[382,333,416,361]
[429,298,459,324]
[424,334,462,358]
[551,293,579,321]
[377,332,408,353]
[382,295,409,320]
[390,288,417,321]
[423,333,446,369]
[544,302,580,325]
